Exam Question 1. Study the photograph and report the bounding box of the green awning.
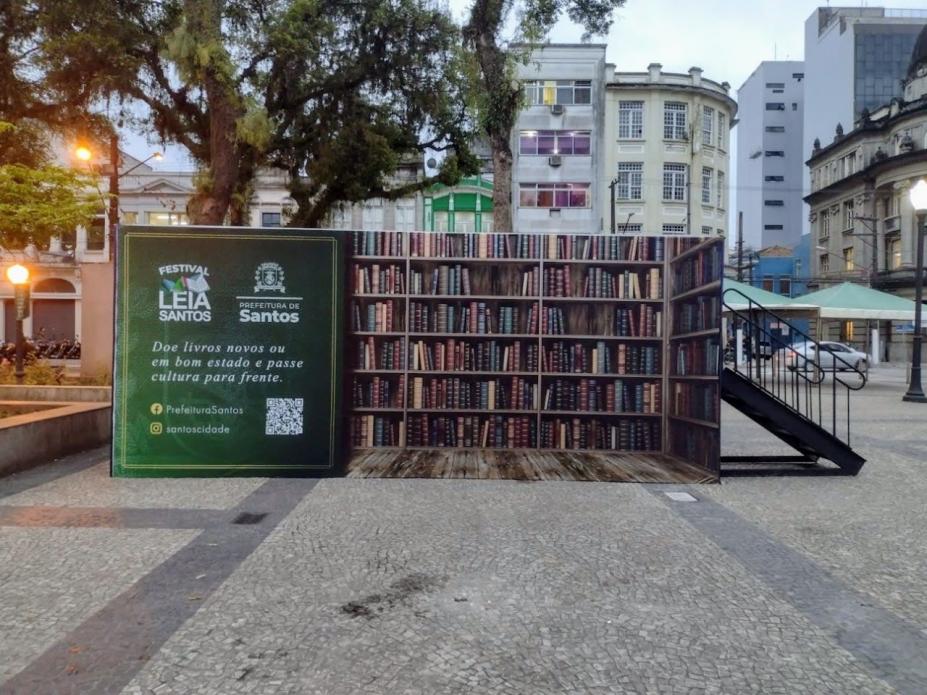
[791,282,918,320]
[722,278,814,311]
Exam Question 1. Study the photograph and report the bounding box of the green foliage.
[0,125,100,249]
[0,360,65,385]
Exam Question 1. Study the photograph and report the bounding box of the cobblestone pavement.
[0,366,925,694]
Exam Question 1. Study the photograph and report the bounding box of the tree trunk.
[184,0,244,226]
[490,133,513,232]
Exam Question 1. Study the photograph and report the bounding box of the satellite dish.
[426,158,437,169]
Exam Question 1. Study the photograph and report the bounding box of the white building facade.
[513,44,607,234]
[802,6,927,235]
[736,61,805,249]
[603,64,736,236]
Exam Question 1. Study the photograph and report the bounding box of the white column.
[735,327,744,370]
[74,299,82,342]
[871,326,880,365]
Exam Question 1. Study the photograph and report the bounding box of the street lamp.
[5,264,30,385]
[903,179,927,402]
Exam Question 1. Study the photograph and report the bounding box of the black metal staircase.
[720,288,867,476]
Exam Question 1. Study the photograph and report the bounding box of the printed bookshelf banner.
[113,226,345,477]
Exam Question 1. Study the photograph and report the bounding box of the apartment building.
[603,64,736,236]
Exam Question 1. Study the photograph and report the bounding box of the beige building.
[804,24,927,356]
[603,63,737,236]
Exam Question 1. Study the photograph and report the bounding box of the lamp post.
[903,179,927,402]
[5,264,30,385]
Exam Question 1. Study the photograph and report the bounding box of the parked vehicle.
[781,341,869,373]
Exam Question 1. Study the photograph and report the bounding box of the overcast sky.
[124,0,923,184]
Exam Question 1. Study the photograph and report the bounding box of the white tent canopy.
[792,282,919,321]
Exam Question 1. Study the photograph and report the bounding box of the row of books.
[355,337,404,370]
[669,425,720,472]
[541,342,661,375]
[409,301,527,335]
[351,415,403,447]
[670,382,718,422]
[352,230,405,257]
[350,263,405,295]
[673,338,721,377]
[410,265,471,296]
[673,296,720,334]
[582,267,663,299]
[352,375,404,408]
[539,418,660,451]
[407,414,536,448]
[545,235,665,262]
[351,300,400,333]
[409,376,537,411]
[542,379,661,414]
[672,243,724,296]
[615,306,662,337]
[408,339,539,373]
[409,232,539,259]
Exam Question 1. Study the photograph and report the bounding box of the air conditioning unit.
[550,104,565,116]
[548,155,562,167]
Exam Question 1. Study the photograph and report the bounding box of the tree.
[0,124,99,250]
[37,0,477,226]
[462,0,627,233]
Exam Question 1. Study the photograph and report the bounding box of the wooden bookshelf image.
[347,230,723,482]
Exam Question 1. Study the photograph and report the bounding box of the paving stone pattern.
[0,366,924,694]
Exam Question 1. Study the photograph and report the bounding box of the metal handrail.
[722,287,866,446]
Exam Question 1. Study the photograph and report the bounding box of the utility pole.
[737,212,744,281]
[608,178,617,234]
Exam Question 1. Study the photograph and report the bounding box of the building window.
[616,162,643,200]
[792,102,798,111]
[394,201,416,232]
[362,200,384,230]
[792,72,804,80]
[86,212,106,250]
[820,254,830,273]
[887,236,902,270]
[455,211,476,233]
[765,126,785,133]
[663,102,688,140]
[330,205,351,229]
[762,276,774,292]
[618,101,644,139]
[620,223,642,234]
[765,150,784,157]
[717,171,725,209]
[843,246,855,271]
[718,113,726,149]
[764,224,784,230]
[820,210,830,238]
[701,167,713,204]
[261,212,282,227]
[662,224,686,235]
[765,82,785,89]
[765,102,785,111]
[524,80,591,106]
[433,211,449,232]
[518,183,590,209]
[148,212,188,226]
[780,276,792,296]
[662,163,687,201]
[842,320,855,342]
[764,200,784,207]
[843,200,854,229]
[702,105,714,146]
[701,225,712,235]
[765,175,784,182]
[121,211,138,224]
[518,130,591,155]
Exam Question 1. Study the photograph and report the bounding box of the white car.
[782,341,869,373]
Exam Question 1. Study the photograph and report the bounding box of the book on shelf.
[410,301,535,334]
[408,232,540,259]
[409,338,539,373]
[351,414,404,447]
[355,337,404,370]
[578,267,662,299]
[540,417,659,450]
[406,413,537,447]
[350,263,405,295]
[352,374,405,408]
[351,300,399,333]
[408,376,538,411]
[352,230,405,257]
[542,234,665,262]
[670,382,718,422]
[673,337,721,376]
[614,306,663,337]
[542,378,661,414]
[672,242,723,295]
[673,296,721,334]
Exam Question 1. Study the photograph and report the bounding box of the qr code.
[265,398,304,435]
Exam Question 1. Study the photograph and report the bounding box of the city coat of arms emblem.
[254,262,286,293]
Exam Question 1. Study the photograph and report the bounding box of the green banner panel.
[112,226,345,477]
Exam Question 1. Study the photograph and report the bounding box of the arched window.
[33,278,76,293]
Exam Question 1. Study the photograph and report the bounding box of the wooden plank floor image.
[347,449,715,484]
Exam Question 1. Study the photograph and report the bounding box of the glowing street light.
[903,179,927,402]
[74,145,93,162]
[5,263,30,385]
